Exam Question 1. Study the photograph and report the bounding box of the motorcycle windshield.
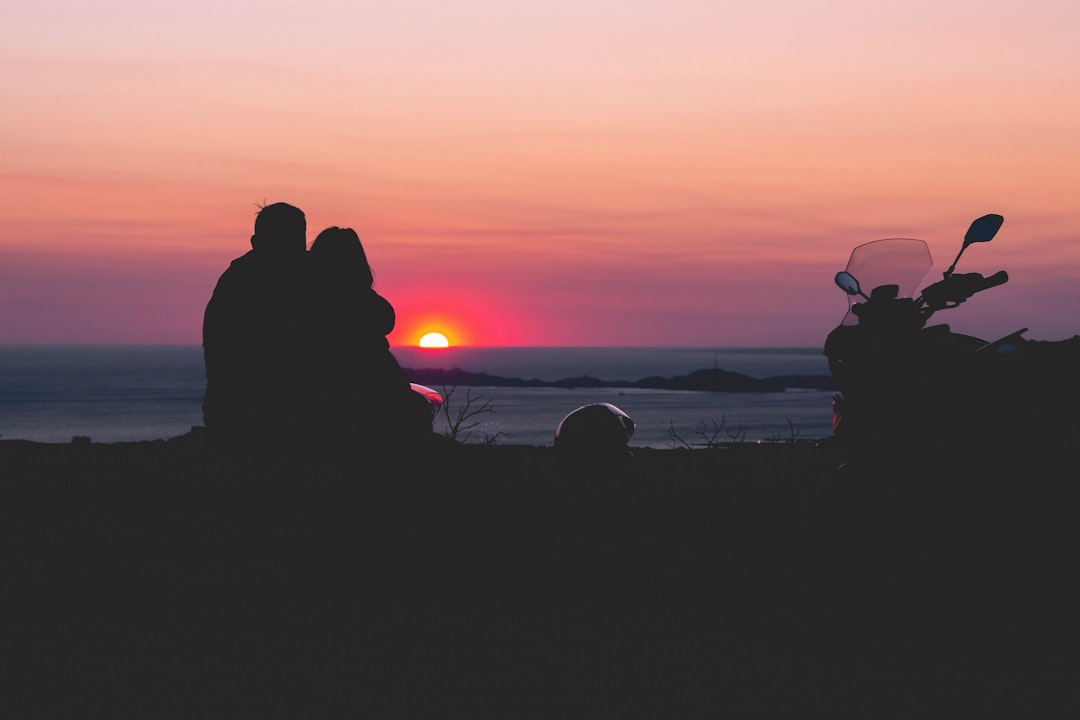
[841,238,933,325]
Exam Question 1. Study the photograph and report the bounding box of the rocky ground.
[4,435,1079,717]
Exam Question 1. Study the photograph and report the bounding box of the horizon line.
[0,342,825,351]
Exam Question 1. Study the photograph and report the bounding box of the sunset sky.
[4,0,1079,347]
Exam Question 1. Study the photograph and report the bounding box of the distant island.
[402,366,834,392]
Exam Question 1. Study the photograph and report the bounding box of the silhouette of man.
[202,202,309,442]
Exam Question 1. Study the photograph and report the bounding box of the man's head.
[251,203,306,257]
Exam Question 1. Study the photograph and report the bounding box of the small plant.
[667,416,744,449]
[667,421,692,449]
[477,422,509,446]
[764,418,801,444]
[439,380,498,444]
[698,418,728,449]
[724,418,746,445]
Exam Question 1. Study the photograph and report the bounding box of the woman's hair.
[310,226,374,287]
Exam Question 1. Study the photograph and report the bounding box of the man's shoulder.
[206,251,258,299]
[226,249,259,271]
[215,250,268,282]
[224,249,311,274]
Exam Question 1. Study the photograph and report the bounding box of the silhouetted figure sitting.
[307,227,433,445]
[202,202,310,443]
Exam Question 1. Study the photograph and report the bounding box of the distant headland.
[402,366,834,392]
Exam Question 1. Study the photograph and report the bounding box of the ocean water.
[0,345,206,445]
[0,345,833,448]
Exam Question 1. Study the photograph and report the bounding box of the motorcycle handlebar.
[981,270,1009,290]
[920,270,1009,312]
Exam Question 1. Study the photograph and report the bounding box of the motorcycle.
[824,214,1080,460]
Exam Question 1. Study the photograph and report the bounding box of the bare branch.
[786,418,801,443]
[439,377,498,444]
[667,420,693,449]
[697,417,727,449]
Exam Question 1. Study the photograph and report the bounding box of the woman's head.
[310,226,374,287]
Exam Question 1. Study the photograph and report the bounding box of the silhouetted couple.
[202,202,432,446]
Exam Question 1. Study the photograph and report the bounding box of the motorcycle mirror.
[835,271,867,299]
[964,214,1004,246]
[945,213,1004,277]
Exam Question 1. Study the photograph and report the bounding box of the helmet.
[554,403,635,453]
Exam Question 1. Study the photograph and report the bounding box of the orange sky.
[3,0,1080,346]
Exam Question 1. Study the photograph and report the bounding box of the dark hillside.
[3,436,1078,717]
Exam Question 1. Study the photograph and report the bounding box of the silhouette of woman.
[307,227,431,444]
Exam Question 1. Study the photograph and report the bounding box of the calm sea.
[0,346,833,448]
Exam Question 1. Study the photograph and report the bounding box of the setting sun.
[418,332,450,349]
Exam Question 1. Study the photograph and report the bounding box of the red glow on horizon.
[385,285,524,347]
[392,313,473,348]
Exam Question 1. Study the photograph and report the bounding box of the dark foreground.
[4,436,1080,718]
